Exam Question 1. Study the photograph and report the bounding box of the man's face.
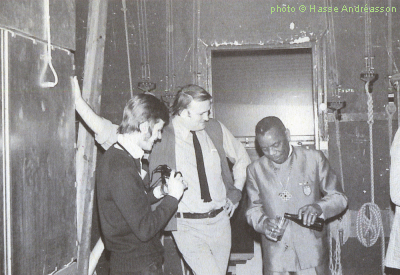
[184,100,211,131]
[257,127,290,164]
[139,120,165,151]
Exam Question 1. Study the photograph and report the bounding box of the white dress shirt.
[173,118,250,213]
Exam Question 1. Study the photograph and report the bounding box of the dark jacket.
[97,145,179,272]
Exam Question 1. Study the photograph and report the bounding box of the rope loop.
[356,203,383,247]
[39,0,58,88]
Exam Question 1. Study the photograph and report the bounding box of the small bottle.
[284,213,324,231]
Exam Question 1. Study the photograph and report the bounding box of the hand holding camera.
[151,165,187,200]
[166,169,186,200]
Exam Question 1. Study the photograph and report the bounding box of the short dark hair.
[255,116,286,136]
[118,94,169,134]
[171,84,212,116]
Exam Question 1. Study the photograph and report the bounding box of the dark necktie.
[191,131,212,202]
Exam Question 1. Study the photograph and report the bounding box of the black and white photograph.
[0,0,400,274]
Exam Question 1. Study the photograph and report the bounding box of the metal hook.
[328,101,346,121]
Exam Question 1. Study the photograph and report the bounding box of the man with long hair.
[96,94,187,275]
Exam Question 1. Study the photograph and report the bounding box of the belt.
[176,207,224,219]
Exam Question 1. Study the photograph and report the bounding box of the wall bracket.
[328,101,346,121]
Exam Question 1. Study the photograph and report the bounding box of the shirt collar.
[172,117,192,140]
[288,145,293,157]
[116,134,144,160]
[267,145,294,168]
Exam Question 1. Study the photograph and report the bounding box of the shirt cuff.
[94,119,118,149]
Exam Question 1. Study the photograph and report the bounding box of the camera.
[151,165,182,188]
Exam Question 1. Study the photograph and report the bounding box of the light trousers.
[264,263,330,275]
[172,211,231,275]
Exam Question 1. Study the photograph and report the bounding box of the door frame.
[205,39,328,151]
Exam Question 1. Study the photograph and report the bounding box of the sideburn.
[143,126,153,141]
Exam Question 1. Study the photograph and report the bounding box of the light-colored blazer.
[246,146,348,273]
[386,130,400,269]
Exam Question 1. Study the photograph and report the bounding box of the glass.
[265,215,289,242]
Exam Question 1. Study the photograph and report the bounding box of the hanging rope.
[355,2,385,274]
[356,203,384,247]
[335,118,344,190]
[328,117,346,275]
[143,0,150,80]
[122,0,134,98]
[325,2,349,274]
[165,0,170,93]
[137,0,145,79]
[170,0,175,91]
[162,0,175,107]
[124,0,155,95]
[328,112,351,275]
[357,191,385,273]
[190,0,201,85]
[192,0,197,84]
[329,208,351,275]
[355,82,385,275]
[39,0,58,88]
[136,0,151,80]
[326,0,339,88]
[366,85,375,204]
[329,228,342,275]
[356,202,385,275]
[196,0,201,85]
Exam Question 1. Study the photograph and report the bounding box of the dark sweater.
[96,145,179,272]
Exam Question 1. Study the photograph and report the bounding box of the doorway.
[208,46,319,266]
[210,47,315,144]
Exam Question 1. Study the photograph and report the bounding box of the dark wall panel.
[7,34,76,274]
[0,0,75,50]
[328,121,391,210]
[331,0,400,113]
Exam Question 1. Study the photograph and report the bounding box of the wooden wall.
[0,0,75,50]
[7,34,76,274]
[1,1,76,274]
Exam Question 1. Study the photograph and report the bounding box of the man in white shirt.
[149,85,251,275]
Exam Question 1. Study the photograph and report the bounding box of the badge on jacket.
[299,182,312,196]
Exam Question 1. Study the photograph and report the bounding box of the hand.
[263,217,280,240]
[166,169,186,200]
[224,198,239,218]
[298,203,323,227]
